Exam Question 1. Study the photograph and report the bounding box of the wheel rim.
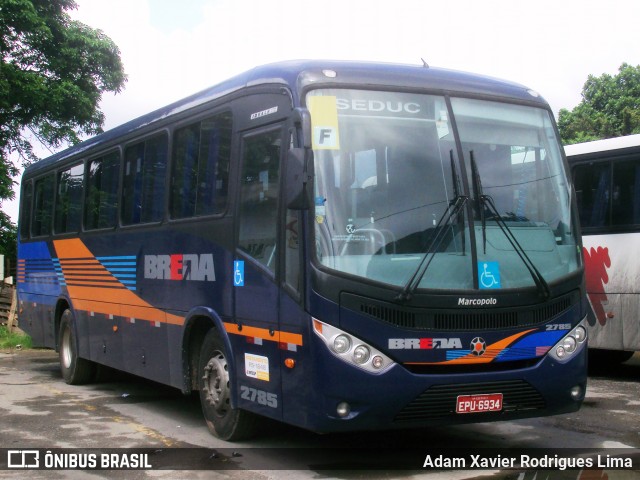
[61,325,72,369]
[202,351,230,414]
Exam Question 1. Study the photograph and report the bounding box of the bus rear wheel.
[198,328,257,441]
[59,309,95,384]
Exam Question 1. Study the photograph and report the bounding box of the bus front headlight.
[333,334,351,354]
[549,319,588,362]
[313,318,395,373]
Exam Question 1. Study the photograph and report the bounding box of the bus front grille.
[393,380,546,423]
[342,292,577,331]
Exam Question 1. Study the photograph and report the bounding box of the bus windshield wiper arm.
[396,152,467,303]
[470,153,551,300]
[396,193,468,303]
[470,151,487,253]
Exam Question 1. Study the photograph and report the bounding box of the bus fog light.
[562,336,577,353]
[556,346,566,358]
[570,385,582,400]
[333,335,351,354]
[372,355,384,369]
[336,401,351,418]
[353,345,370,364]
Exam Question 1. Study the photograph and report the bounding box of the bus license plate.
[456,393,503,414]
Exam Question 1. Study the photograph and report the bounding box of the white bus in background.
[566,134,640,364]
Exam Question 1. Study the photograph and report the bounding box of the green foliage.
[0,325,32,349]
[559,63,640,145]
[0,0,127,202]
[0,211,17,263]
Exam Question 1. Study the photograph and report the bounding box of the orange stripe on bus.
[224,322,303,346]
[53,239,185,327]
[65,279,122,284]
[72,298,184,326]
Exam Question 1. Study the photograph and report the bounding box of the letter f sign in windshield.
[314,127,337,148]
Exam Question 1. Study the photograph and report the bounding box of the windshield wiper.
[450,150,461,199]
[449,150,466,255]
[396,153,467,303]
[470,151,487,253]
[470,152,550,300]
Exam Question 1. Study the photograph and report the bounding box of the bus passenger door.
[234,125,285,420]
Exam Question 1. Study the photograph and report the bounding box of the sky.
[5,0,640,221]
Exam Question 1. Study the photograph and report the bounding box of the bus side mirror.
[293,108,312,149]
[286,147,311,210]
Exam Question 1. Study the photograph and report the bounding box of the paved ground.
[0,348,639,479]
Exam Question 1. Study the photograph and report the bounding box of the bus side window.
[55,163,84,234]
[170,111,232,218]
[284,131,301,294]
[32,174,55,237]
[19,181,33,239]
[238,128,282,272]
[612,159,640,227]
[122,134,167,225]
[86,152,120,230]
[573,163,610,228]
[285,209,301,293]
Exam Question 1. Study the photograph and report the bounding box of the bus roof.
[24,59,548,176]
[564,134,640,158]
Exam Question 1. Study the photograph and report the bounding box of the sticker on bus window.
[436,110,450,139]
[245,353,270,381]
[479,262,501,289]
[233,260,244,287]
[308,96,340,150]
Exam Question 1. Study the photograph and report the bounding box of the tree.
[558,63,640,145]
[0,211,16,276]
[0,0,127,203]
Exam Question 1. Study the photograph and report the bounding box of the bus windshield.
[310,89,580,291]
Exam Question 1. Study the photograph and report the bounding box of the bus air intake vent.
[360,303,416,328]
[532,296,572,323]
[433,311,518,330]
[342,291,579,331]
[394,380,545,423]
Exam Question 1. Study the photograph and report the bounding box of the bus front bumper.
[295,340,587,434]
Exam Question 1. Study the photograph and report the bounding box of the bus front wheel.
[59,309,95,384]
[198,328,257,441]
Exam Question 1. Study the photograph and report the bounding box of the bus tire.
[59,309,95,385]
[198,328,257,441]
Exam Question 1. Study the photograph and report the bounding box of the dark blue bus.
[17,60,588,440]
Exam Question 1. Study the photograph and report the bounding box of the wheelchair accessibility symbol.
[234,261,245,287]
[479,262,501,289]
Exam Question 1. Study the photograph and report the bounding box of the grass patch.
[0,325,32,349]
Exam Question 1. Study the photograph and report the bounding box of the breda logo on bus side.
[144,254,216,281]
